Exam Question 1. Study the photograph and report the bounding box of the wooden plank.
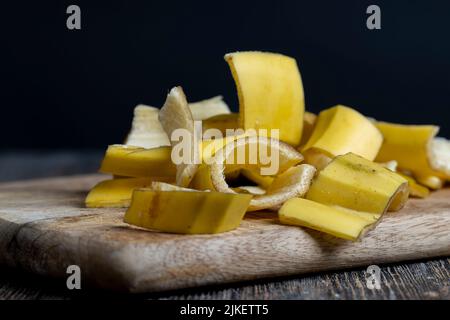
[0,174,449,293]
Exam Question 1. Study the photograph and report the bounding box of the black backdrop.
[1,0,450,149]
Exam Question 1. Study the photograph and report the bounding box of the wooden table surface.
[0,151,449,300]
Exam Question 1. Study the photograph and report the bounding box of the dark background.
[1,0,450,149]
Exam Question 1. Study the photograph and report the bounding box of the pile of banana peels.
[85,51,450,241]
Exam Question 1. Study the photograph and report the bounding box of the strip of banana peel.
[306,153,409,214]
[159,86,200,187]
[202,113,239,135]
[124,104,171,149]
[375,122,450,181]
[99,144,176,178]
[302,105,383,162]
[225,51,305,146]
[188,96,231,121]
[279,198,380,241]
[124,188,252,234]
[85,177,155,208]
[247,164,316,212]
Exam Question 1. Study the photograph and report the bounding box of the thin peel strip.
[159,87,200,187]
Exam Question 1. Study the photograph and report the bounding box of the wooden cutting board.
[0,174,449,293]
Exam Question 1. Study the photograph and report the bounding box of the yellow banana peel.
[302,105,383,166]
[124,189,252,234]
[375,122,450,182]
[306,153,409,214]
[225,51,305,146]
[279,198,378,241]
[85,177,154,208]
[99,145,176,178]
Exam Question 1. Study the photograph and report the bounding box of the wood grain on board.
[0,174,449,293]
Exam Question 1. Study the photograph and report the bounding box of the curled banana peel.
[301,105,383,169]
[99,145,175,178]
[188,96,231,121]
[279,198,378,241]
[306,153,409,214]
[124,188,252,234]
[225,51,304,146]
[124,105,170,149]
[375,122,450,184]
[207,135,313,211]
[248,165,316,211]
[159,86,201,187]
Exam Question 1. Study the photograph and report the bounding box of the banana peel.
[306,153,409,214]
[207,135,313,211]
[375,122,450,183]
[248,164,316,211]
[99,144,175,178]
[85,177,154,208]
[124,104,170,149]
[225,51,305,146]
[124,188,252,234]
[302,106,383,167]
[159,86,201,187]
[279,198,378,241]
